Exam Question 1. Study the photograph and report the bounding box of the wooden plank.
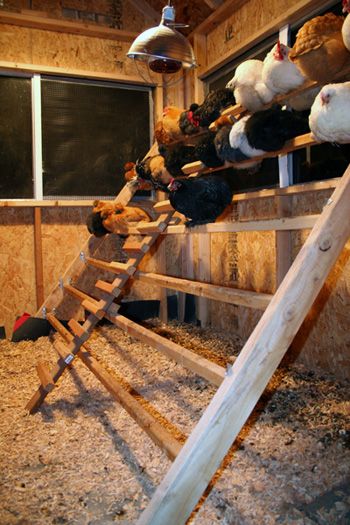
[68,318,86,339]
[33,207,44,308]
[0,10,138,41]
[0,61,151,88]
[190,0,247,37]
[46,313,74,343]
[134,272,272,310]
[196,233,211,327]
[126,0,160,25]
[36,362,55,392]
[78,348,182,461]
[162,215,319,235]
[182,133,319,175]
[136,167,350,525]
[85,258,136,275]
[106,314,226,387]
[275,195,293,288]
[54,340,76,365]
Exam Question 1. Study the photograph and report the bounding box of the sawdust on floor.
[0,319,349,525]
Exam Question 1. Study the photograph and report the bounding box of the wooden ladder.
[25,165,350,524]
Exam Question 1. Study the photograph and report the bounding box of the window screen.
[0,76,33,198]
[41,79,151,197]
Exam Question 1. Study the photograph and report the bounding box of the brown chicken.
[86,200,152,237]
[124,161,152,190]
[289,13,350,82]
[154,106,185,145]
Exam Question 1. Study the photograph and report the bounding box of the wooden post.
[196,233,211,327]
[136,168,350,525]
[33,207,44,308]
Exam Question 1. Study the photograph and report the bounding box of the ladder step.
[64,284,105,319]
[86,257,136,275]
[54,340,76,366]
[122,241,149,254]
[153,200,174,213]
[36,361,55,392]
[68,318,87,339]
[95,278,125,296]
[46,312,74,343]
[137,219,168,233]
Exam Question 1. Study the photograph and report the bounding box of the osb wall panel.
[206,0,292,65]
[0,24,140,77]
[0,208,36,337]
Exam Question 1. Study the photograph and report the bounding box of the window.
[0,74,152,199]
[0,76,33,198]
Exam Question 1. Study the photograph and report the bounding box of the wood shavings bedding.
[0,320,349,525]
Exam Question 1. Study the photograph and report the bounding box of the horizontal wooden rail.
[105,313,226,387]
[182,133,320,175]
[160,215,319,235]
[134,271,272,310]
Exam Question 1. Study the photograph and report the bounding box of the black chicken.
[86,211,109,237]
[245,107,310,151]
[158,143,197,177]
[168,175,232,227]
[194,132,224,168]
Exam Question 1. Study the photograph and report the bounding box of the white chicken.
[228,115,265,169]
[226,59,275,112]
[342,0,350,51]
[309,82,350,143]
[262,41,306,95]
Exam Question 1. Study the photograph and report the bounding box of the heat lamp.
[126,2,197,74]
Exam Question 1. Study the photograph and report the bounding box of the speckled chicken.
[86,200,152,237]
[289,13,350,82]
[154,106,185,145]
[168,175,232,227]
[135,155,172,191]
[309,82,350,143]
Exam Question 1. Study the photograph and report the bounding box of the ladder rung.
[86,257,136,275]
[122,241,148,254]
[68,318,86,339]
[137,220,167,233]
[95,278,125,296]
[46,312,74,343]
[36,361,55,392]
[64,284,105,319]
[54,340,76,366]
[153,200,174,213]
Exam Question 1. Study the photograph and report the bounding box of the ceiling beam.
[0,10,138,41]
[203,0,224,10]
[126,0,160,26]
[190,0,246,36]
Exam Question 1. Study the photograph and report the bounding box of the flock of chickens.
[87,5,350,236]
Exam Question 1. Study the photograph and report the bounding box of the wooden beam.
[0,61,153,87]
[134,271,272,310]
[36,362,55,392]
[105,313,226,387]
[126,0,160,25]
[203,0,224,10]
[162,215,319,235]
[33,207,44,308]
[190,0,247,37]
[196,233,211,327]
[78,348,182,461]
[0,10,138,41]
[182,133,320,175]
[136,167,350,525]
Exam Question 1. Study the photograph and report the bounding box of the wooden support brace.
[105,313,226,386]
[54,340,76,366]
[78,348,182,461]
[36,362,55,392]
[136,166,350,525]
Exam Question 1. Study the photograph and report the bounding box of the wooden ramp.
[25,165,350,524]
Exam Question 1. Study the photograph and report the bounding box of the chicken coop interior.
[0,0,350,524]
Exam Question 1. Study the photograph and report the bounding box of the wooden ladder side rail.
[136,167,350,525]
[104,313,226,387]
[181,133,320,175]
[133,271,272,310]
[35,142,159,317]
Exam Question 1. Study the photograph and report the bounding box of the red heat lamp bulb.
[149,58,182,74]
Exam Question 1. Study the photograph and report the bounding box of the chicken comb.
[275,40,283,61]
